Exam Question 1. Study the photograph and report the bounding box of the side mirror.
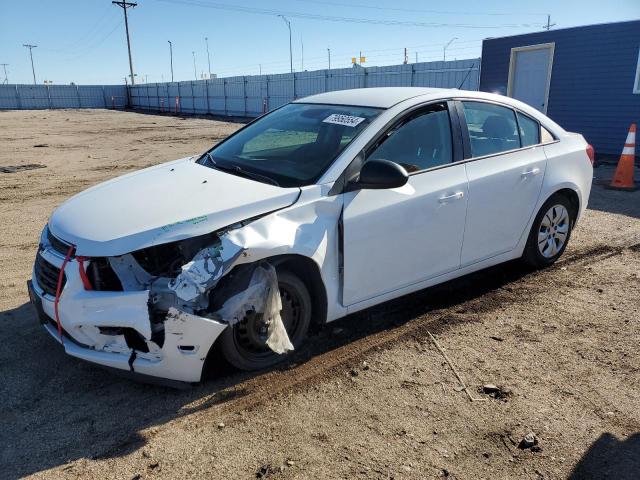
[351,159,409,190]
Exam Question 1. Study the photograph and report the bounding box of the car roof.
[294,87,452,108]
[293,87,565,137]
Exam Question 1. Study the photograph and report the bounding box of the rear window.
[517,112,540,147]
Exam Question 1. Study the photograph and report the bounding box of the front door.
[342,103,468,306]
[508,43,554,113]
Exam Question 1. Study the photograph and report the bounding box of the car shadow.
[1,259,532,478]
[569,433,640,479]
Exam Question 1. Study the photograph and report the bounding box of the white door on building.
[508,43,555,113]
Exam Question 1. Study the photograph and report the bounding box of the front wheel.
[218,270,312,371]
[522,194,575,268]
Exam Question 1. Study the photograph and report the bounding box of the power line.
[151,0,545,29]
[40,5,119,53]
[23,44,37,85]
[55,19,124,62]
[112,1,137,85]
[292,0,547,17]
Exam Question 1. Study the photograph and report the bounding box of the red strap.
[76,256,93,290]
[54,245,75,344]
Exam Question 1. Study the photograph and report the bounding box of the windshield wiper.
[201,151,280,187]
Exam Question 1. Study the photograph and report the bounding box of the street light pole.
[0,63,8,84]
[192,51,197,80]
[205,37,212,78]
[327,48,331,70]
[168,40,174,82]
[278,15,293,73]
[23,44,37,84]
[443,37,458,62]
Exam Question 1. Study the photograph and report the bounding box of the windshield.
[197,103,382,187]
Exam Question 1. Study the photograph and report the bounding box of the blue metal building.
[479,20,640,157]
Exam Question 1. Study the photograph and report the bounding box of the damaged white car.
[29,87,593,385]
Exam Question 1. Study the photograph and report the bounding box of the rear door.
[457,100,547,266]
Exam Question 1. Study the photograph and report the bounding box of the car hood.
[49,157,300,257]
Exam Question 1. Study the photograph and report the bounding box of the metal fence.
[0,58,479,114]
[129,58,480,117]
[0,84,127,110]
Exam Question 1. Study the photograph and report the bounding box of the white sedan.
[29,87,593,385]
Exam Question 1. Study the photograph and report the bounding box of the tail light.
[586,144,595,165]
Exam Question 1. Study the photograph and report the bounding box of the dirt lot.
[1,109,639,480]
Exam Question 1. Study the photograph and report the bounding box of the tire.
[522,194,575,268]
[218,270,312,371]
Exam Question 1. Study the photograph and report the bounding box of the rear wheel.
[218,270,311,371]
[522,194,575,268]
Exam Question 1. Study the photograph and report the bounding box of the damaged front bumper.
[30,246,227,383]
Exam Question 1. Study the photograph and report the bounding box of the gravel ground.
[1,109,638,480]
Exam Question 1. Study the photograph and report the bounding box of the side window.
[368,104,452,173]
[462,101,520,157]
[541,126,554,143]
[517,112,540,147]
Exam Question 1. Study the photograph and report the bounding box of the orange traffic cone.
[610,123,637,190]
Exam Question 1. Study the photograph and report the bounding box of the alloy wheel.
[537,204,569,258]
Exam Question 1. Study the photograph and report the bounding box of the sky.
[1,0,638,85]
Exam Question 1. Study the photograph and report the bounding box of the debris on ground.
[0,163,46,173]
[518,432,539,450]
[427,330,487,402]
[481,384,512,401]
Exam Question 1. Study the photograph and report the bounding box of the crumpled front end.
[30,223,294,383]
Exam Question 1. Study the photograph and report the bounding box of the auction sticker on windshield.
[322,114,366,127]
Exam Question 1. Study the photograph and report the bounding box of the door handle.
[521,167,541,178]
[438,191,464,203]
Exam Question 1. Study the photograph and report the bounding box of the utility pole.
[205,37,212,78]
[415,52,418,63]
[403,47,408,64]
[0,64,8,84]
[443,37,458,61]
[278,15,293,73]
[112,1,137,85]
[168,40,174,82]
[301,37,304,71]
[543,14,556,31]
[23,45,37,84]
[327,48,331,70]
[192,51,197,80]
